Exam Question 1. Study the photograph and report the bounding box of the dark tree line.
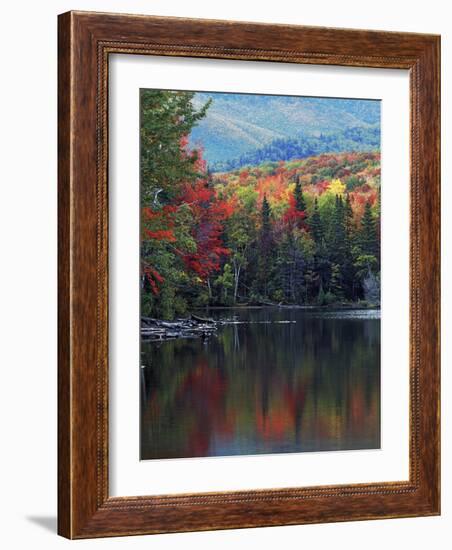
[220,177,380,308]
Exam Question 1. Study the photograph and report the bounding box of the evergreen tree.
[256,195,275,299]
[261,194,272,236]
[140,90,212,319]
[275,233,294,302]
[344,194,354,239]
[342,193,357,300]
[360,201,378,258]
[330,195,346,266]
[294,176,306,212]
[304,268,319,303]
[274,232,305,303]
[308,197,330,294]
[329,263,343,299]
[375,187,381,263]
[310,198,323,246]
[140,90,211,205]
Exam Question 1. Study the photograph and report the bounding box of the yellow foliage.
[328,178,346,196]
[287,182,296,194]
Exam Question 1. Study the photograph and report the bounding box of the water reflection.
[140,308,380,459]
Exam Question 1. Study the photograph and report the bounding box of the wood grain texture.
[57,10,72,538]
[58,10,440,539]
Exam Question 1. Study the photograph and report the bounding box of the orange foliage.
[213,151,380,225]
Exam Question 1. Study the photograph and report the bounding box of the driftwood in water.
[141,316,217,341]
[190,313,215,324]
[141,312,299,342]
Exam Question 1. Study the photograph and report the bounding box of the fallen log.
[141,315,218,341]
[190,313,215,324]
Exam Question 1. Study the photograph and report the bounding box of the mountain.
[188,92,380,168]
[211,127,380,172]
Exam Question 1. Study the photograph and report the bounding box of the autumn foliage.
[140,89,381,319]
[178,180,232,279]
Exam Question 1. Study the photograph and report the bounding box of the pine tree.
[344,194,354,239]
[261,194,272,236]
[360,201,378,258]
[256,195,275,299]
[140,89,211,205]
[329,263,343,299]
[294,176,306,212]
[275,233,294,302]
[308,197,329,295]
[304,268,319,303]
[375,187,381,262]
[310,198,323,246]
[342,193,357,300]
[331,195,346,265]
[275,231,306,304]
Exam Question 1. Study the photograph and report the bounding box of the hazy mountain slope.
[189,92,380,165]
[189,109,286,164]
[212,126,380,172]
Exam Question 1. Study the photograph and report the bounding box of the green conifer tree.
[342,193,357,300]
[294,176,306,212]
[332,196,346,261]
[256,195,275,299]
[310,198,323,246]
[329,263,343,299]
[360,201,378,258]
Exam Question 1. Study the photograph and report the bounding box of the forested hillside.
[209,126,380,172]
[190,92,380,166]
[141,90,380,320]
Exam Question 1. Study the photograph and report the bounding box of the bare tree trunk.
[233,262,241,303]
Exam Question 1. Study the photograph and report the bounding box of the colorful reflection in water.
[140,308,380,459]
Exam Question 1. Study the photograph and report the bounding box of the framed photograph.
[58,11,440,538]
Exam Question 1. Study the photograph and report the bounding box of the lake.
[140,307,380,460]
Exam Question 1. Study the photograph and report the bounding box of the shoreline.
[197,303,380,312]
[141,305,380,342]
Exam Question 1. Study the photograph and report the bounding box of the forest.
[209,126,380,172]
[140,89,381,320]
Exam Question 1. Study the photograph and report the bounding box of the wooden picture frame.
[58,10,440,539]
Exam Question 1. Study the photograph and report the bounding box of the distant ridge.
[188,92,381,168]
[210,126,380,173]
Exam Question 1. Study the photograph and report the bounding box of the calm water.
[140,308,380,460]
